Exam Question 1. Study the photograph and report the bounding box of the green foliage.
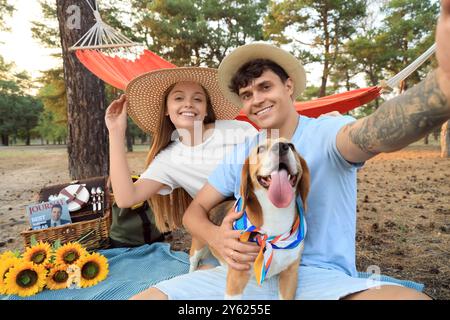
[142,0,269,67]
[0,0,14,31]
[16,96,44,140]
[340,0,439,102]
[30,1,60,48]
[38,68,67,123]
[34,110,67,143]
[26,2,57,62]
[30,235,38,246]
[265,0,368,96]
[378,0,439,86]
[0,94,43,141]
[30,67,68,144]
[349,100,378,119]
[344,30,389,87]
[52,239,62,251]
[265,0,368,58]
[298,85,321,102]
[0,56,44,144]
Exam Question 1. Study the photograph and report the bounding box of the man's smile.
[254,105,274,117]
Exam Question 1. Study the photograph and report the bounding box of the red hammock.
[76,49,381,121]
[75,49,177,90]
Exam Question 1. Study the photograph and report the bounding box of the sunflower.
[0,257,21,295]
[0,251,17,260]
[5,261,47,297]
[54,242,87,266]
[76,253,109,288]
[46,265,69,290]
[23,241,52,266]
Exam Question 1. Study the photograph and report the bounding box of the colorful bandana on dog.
[232,197,306,285]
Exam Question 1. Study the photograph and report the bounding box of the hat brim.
[218,42,306,108]
[126,67,242,134]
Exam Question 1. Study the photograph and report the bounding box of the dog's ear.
[239,156,252,209]
[239,155,263,227]
[297,156,310,212]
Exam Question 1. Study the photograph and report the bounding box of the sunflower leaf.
[13,249,22,258]
[30,235,38,246]
[53,239,62,250]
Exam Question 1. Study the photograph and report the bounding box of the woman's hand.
[211,209,260,271]
[105,94,128,136]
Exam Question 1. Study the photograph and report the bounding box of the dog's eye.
[257,145,266,154]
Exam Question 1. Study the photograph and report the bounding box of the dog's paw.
[188,264,198,273]
[189,257,200,273]
[189,247,210,273]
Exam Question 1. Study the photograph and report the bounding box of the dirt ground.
[0,144,448,299]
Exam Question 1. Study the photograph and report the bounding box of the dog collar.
[232,197,306,285]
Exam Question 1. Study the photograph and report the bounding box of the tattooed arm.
[337,71,450,163]
[336,0,450,163]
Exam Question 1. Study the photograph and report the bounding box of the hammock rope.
[69,0,140,51]
[385,43,437,89]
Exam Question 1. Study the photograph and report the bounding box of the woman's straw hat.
[218,42,306,107]
[126,67,241,134]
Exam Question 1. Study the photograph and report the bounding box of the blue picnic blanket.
[1,243,424,300]
[1,243,189,300]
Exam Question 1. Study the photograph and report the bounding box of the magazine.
[26,198,72,230]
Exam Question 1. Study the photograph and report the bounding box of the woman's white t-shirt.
[139,120,257,198]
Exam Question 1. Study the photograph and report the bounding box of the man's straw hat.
[126,67,242,134]
[218,42,306,107]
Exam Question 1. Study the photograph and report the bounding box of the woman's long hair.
[145,83,216,232]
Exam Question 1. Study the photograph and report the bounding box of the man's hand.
[436,0,450,101]
[183,183,259,271]
[211,210,260,271]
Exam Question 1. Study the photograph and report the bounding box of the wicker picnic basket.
[21,176,112,251]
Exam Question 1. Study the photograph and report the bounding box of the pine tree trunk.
[56,0,109,179]
[441,121,450,158]
[1,134,8,146]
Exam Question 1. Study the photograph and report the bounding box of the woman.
[105,67,257,237]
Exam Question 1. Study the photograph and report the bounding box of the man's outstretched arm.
[338,70,450,163]
[337,0,450,163]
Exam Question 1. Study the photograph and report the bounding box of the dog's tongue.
[268,169,293,208]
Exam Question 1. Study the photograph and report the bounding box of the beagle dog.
[189,138,310,300]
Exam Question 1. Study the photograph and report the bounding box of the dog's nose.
[272,142,290,156]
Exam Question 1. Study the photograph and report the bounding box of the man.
[132,0,449,300]
[47,204,70,227]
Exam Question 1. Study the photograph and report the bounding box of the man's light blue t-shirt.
[208,115,362,277]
